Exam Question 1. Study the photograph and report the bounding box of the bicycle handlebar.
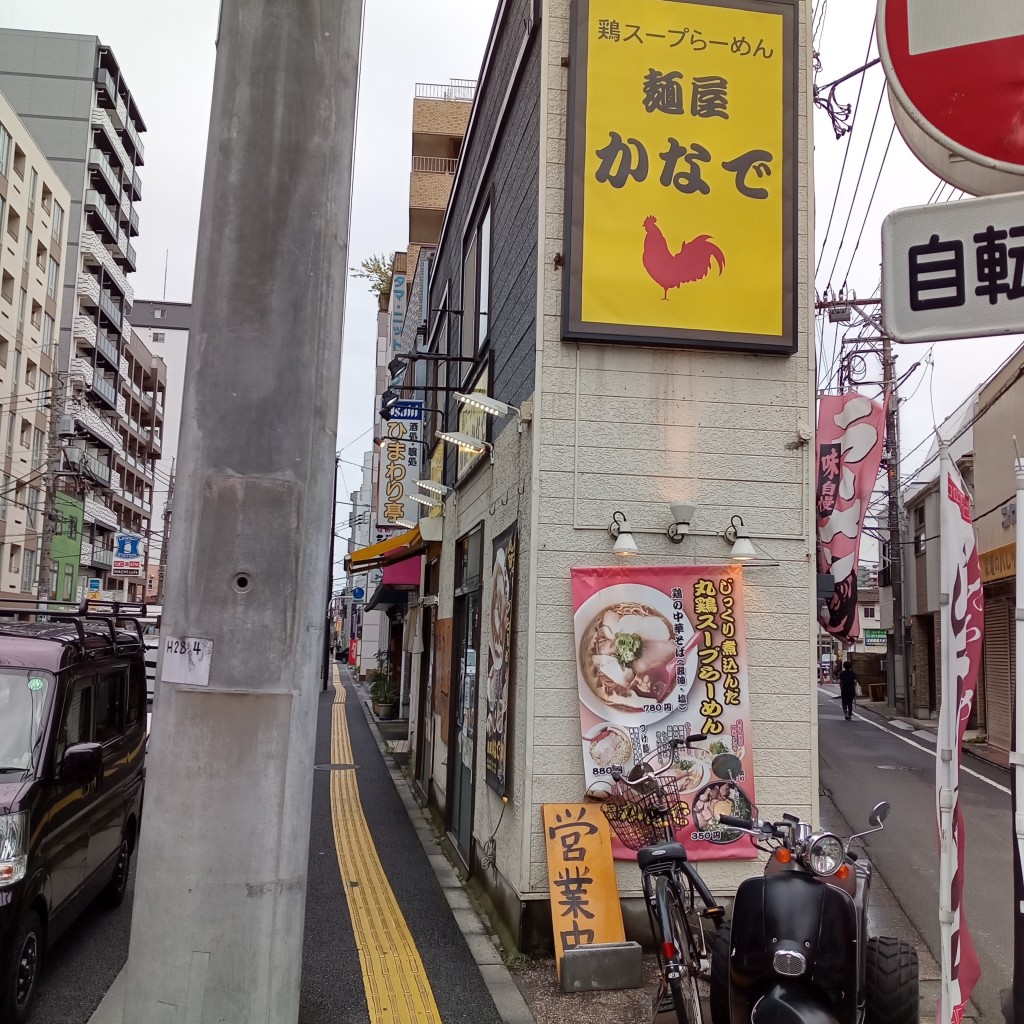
[610,735,708,785]
[718,814,754,829]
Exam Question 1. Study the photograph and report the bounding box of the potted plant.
[374,677,399,720]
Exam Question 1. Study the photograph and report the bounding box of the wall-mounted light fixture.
[454,392,533,432]
[408,494,441,511]
[436,430,494,462]
[418,480,450,497]
[723,515,757,561]
[666,502,696,544]
[609,510,638,557]
[395,519,418,530]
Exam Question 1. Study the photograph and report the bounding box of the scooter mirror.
[868,801,890,828]
[712,753,743,781]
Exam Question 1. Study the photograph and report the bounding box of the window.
[456,367,489,477]
[31,428,44,469]
[56,681,93,764]
[67,515,77,539]
[11,145,24,179]
[153,307,165,319]
[95,669,126,743]
[47,255,59,300]
[0,471,6,520]
[863,606,877,619]
[35,240,46,271]
[0,195,5,237]
[51,200,64,243]
[23,226,31,269]
[477,207,491,346]
[461,233,478,362]
[42,313,54,357]
[26,488,38,529]
[24,360,35,391]
[28,168,37,210]
[41,184,52,213]
[63,564,73,601]
[152,331,165,344]
[16,288,26,332]
[20,547,35,593]
[126,665,142,728]
[37,372,49,410]
[0,124,10,178]
[914,506,926,556]
[12,349,21,392]
[30,300,41,330]
[6,207,19,242]
[5,412,12,456]
[0,271,12,304]
[19,418,30,449]
[8,543,20,574]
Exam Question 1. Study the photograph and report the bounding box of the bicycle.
[594,736,724,1024]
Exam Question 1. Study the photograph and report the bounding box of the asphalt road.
[818,688,1011,1021]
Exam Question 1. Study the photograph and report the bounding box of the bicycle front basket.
[600,776,690,851]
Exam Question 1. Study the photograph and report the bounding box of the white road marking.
[817,691,1011,796]
[908,0,1024,56]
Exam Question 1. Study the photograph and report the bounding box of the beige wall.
[0,92,71,596]
[973,346,1024,558]
[513,0,818,898]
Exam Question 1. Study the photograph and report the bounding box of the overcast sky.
[1,0,1019,539]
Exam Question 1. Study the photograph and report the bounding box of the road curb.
[346,666,536,1024]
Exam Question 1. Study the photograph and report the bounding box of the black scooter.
[709,802,919,1024]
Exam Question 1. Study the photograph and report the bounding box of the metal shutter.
[984,600,1012,751]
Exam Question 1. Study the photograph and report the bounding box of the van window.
[95,668,126,743]
[56,682,94,763]
[126,663,143,728]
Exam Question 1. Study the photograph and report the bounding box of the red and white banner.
[937,455,983,1024]
[571,565,757,862]
[816,393,887,640]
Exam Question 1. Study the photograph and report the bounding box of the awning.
[365,585,408,612]
[345,526,421,571]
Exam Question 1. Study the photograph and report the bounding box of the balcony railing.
[123,241,137,272]
[65,446,112,486]
[95,68,117,108]
[77,273,101,307]
[90,373,118,409]
[90,109,132,177]
[70,356,94,386]
[412,155,459,174]
[80,229,133,304]
[88,149,121,203]
[93,547,114,570]
[415,80,476,101]
[96,328,119,370]
[123,118,145,162]
[84,189,118,241]
[128,207,139,236]
[98,290,122,332]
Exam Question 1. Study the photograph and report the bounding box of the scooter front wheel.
[864,936,919,1024]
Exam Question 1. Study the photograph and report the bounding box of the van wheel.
[103,833,132,908]
[865,936,919,1024]
[709,918,731,1024]
[1,908,43,1023]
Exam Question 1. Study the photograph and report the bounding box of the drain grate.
[314,763,359,771]
[875,764,920,772]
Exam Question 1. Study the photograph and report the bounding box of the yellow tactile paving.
[330,667,442,1024]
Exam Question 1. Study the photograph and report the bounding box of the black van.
[0,602,148,1022]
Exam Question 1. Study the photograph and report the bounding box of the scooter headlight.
[807,833,845,876]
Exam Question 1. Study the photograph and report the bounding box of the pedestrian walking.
[838,660,857,720]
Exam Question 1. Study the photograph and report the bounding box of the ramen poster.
[572,565,757,861]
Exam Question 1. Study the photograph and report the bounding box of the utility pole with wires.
[818,296,912,714]
[157,460,174,604]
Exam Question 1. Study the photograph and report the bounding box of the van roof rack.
[0,597,148,651]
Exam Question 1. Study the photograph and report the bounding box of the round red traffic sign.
[878,0,1024,176]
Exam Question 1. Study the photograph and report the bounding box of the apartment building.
[0,31,151,600]
[132,299,189,597]
[0,92,71,597]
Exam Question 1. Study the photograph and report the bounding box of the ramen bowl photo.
[584,722,633,767]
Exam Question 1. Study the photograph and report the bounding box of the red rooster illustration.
[642,215,726,300]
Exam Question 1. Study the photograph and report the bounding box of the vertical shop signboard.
[542,803,625,976]
[485,524,518,795]
[434,617,454,739]
[571,565,757,861]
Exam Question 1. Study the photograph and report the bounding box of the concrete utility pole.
[122,1,362,1020]
[157,460,174,604]
[882,334,910,716]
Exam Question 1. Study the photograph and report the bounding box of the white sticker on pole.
[163,636,214,687]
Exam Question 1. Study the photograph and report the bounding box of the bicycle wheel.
[655,875,704,1024]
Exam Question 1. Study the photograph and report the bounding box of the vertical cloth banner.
[937,448,983,1024]
[485,524,518,796]
[816,392,888,640]
[572,565,757,861]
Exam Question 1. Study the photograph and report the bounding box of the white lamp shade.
[612,531,639,557]
[730,535,757,560]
